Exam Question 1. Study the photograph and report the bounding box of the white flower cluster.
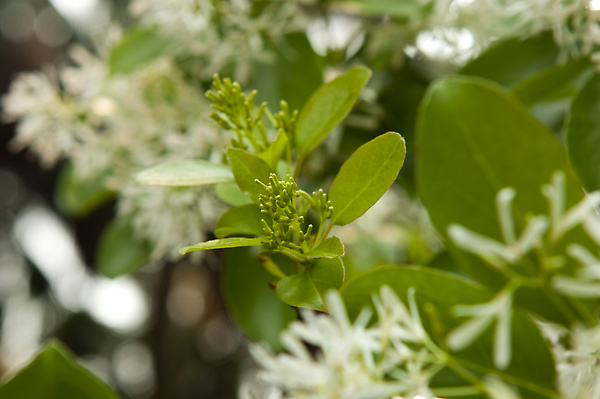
[129,0,311,83]
[246,287,438,399]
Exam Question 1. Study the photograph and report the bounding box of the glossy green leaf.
[341,267,558,399]
[276,257,345,311]
[54,164,114,217]
[227,148,275,201]
[222,248,296,349]
[416,76,591,324]
[215,183,253,206]
[566,74,600,191]
[180,237,264,254]
[329,132,405,225]
[135,160,234,186]
[249,33,323,112]
[97,219,151,278]
[109,27,172,75]
[305,236,345,259]
[512,57,593,107]
[295,66,372,155]
[215,204,266,238]
[0,340,120,399]
[461,31,559,88]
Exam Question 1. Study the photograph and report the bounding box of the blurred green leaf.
[0,340,120,399]
[329,132,405,225]
[227,148,275,202]
[97,218,151,278]
[215,204,266,238]
[222,248,296,349]
[566,74,600,191]
[135,160,234,186]
[461,31,559,88]
[54,164,114,218]
[109,27,172,75]
[276,257,344,311]
[305,236,345,259]
[295,66,372,155]
[341,0,424,18]
[341,267,558,399]
[215,182,254,206]
[180,237,264,254]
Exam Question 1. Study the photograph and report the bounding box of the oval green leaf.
[180,237,264,254]
[227,148,275,202]
[109,27,172,75]
[97,219,151,279]
[0,340,119,399]
[276,257,345,311]
[341,267,558,398]
[329,132,405,226]
[305,236,344,259]
[295,66,372,155]
[135,160,234,186]
[54,163,114,217]
[215,204,266,238]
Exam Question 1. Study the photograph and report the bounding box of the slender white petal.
[497,187,517,244]
[446,314,494,351]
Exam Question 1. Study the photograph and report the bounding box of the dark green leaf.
[97,219,151,278]
[227,148,275,202]
[276,257,344,311]
[0,340,120,399]
[566,74,600,191]
[215,204,266,238]
[109,27,172,75]
[329,132,405,225]
[135,160,234,186]
[295,66,372,155]
[341,267,558,399]
[222,248,296,349]
[54,164,114,217]
[305,236,345,259]
[180,237,264,254]
[461,31,559,88]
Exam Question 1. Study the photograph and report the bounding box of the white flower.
[250,287,438,399]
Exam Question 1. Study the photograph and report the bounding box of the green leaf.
[135,160,234,186]
[180,237,264,254]
[512,57,593,107]
[460,31,559,88]
[215,204,266,238]
[227,148,275,202]
[566,74,600,191]
[258,130,289,170]
[109,27,172,75]
[341,0,425,18]
[97,219,151,278]
[295,66,372,155]
[416,76,592,324]
[276,257,345,311]
[329,132,405,225]
[305,236,345,259]
[222,248,296,349]
[249,33,323,112]
[54,164,114,217]
[215,182,254,206]
[0,340,120,399]
[341,267,558,399]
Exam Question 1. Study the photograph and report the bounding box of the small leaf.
[215,182,253,206]
[566,73,600,191]
[305,236,344,259]
[54,163,114,217]
[215,204,266,238]
[258,130,289,169]
[97,219,151,278]
[109,27,172,75]
[227,148,275,201]
[276,257,345,311]
[295,66,372,155]
[222,248,296,349]
[135,160,234,186]
[0,340,119,399]
[329,132,405,225]
[180,237,264,254]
